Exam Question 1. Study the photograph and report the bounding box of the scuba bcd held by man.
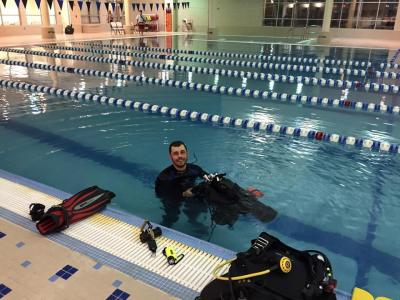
[192,173,277,226]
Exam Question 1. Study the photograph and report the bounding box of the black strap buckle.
[29,203,45,221]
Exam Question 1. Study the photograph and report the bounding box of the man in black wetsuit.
[155,141,277,231]
[155,141,209,232]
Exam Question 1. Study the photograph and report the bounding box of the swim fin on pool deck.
[36,186,115,235]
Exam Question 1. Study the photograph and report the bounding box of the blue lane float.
[1,57,399,117]
[1,47,399,96]
[36,44,384,79]
[0,78,398,155]
[72,42,390,69]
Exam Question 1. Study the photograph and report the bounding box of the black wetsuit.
[155,163,207,200]
[155,164,208,232]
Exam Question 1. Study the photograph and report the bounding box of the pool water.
[0,35,399,298]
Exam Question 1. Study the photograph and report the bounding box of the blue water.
[0,35,399,298]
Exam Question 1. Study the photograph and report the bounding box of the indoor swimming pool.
[0,35,399,298]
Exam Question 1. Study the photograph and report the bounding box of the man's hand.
[182,188,194,198]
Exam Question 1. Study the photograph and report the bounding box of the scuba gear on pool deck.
[212,255,293,281]
[197,232,337,300]
[29,203,46,221]
[162,246,185,265]
[193,173,277,226]
[139,220,162,253]
[64,24,74,34]
[35,186,115,235]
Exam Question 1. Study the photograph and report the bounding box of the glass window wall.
[81,0,100,24]
[264,0,399,29]
[26,0,42,25]
[0,0,67,25]
[264,0,325,27]
[0,0,19,25]
[331,0,398,29]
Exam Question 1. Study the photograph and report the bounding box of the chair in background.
[115,22,125,34]
[110,22,124,34]
[110,22,118,34]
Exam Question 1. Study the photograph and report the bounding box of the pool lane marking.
[0,78,399,155]
[0,56,399,117]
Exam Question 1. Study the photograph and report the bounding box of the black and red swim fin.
[36,186,115,235]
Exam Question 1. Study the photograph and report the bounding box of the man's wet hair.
[169,141,187,153]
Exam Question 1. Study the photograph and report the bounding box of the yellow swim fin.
[351,287,374,300]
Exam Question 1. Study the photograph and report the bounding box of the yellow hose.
[213,258,275,281]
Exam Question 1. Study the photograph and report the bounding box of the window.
[330,0,398,29]
[375,2,397,29]
[0,0,20,25]
[81,0,100,24]
[48,2,56,25]
[264,0,399,29]
[263,0,325,27]
[309,2,325,26]
[20,0,56,25]
[26,0,42,25]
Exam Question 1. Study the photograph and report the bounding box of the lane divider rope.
[37,44,385,79]
[389,49,400,65]
[73,42,394,70]
[1,47,399,96]
[1,57,399,117]
[0,78,398,155]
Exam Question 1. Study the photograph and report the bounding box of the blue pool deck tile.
[0,284,9,296]
[93,262,103,270]
[63,264,73,271]
[112,289,123,297]
[63,265,78,275]
[0,286,12,298]
[0,284,12,295]
[107,289,130,300]
[53,265,79,280]
[119,292,130,300]
[15,241,25,248]
[20,260,31,268]
[112,280,122,288]
[0,232,6,239]
[48,274,59,282]
[60,273,71,280]
[63,265,78,274]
